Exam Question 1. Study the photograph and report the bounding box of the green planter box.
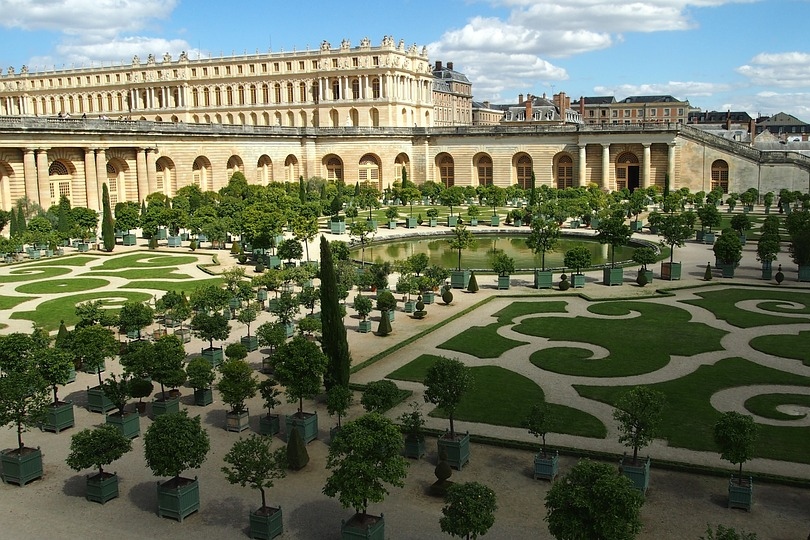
[193,388,213,406]
[728,476,753,511]
[250,506,284,540]
[358,320,372,333]
[447,216,458,227]
[572,273,586,288]
[267,255,281,269]
[514,218,522,227]
[428,218,438,227]
[490,215,500,226]
[157,476,200,522]
[341,513,385,540]
[703,232,716,245]
[569,220,581,229]
[422,291,435,304]
[637,269,654,285]
[450,269,471,289]
[719,263,735,278]
[661,262,681,281]
[620,455,650,494]
[403,436,425,459]
[403,300,415,313]
[631,221,644,232]
[174,329,192,343]
[201,347,224,368]
[260,414,281,436]
[226,410,251,432]
[799,265,810,282]
[761,261,773,280]
[152,396,181,418]
[330,220,346,234]
[366,220,377,231]
[284,322,295,338]
[438,432,470,471]
[41,401,75,433]
[241,335,259,352]
[167,236,182,247]
[156,228,168,240]
[286,412,318,444]
[106,411,140,439]
[388,220,397,229]
[602,267,624,286]
[78,243,90,252]
[534,451,559,481]
[85,472,119,504]
[469,218,478,226]
[87,385,115,413]
[534,270,553,289]
[405,217,417,229]
[497,275,511,290]
[387,309,395,322]
[1,447,43,486]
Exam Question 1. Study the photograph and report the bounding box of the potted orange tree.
[424,356,473,471]
[525,402,558,481]
[66,424,132,504]
[714,411,758,511]
[614,386,666,494]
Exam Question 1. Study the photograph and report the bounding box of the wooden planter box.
[241,335,259,352]
[41,400,75,433]
[341,513,385,540]
[260,414,281,436]
[534,270,553,289]
[403,436,426,459]
[728,476,753,511]
[761,261,773,280]
[438,431,471,471]
[602,267,624,286]
[447,216,458,227]
[366,220,377,231]
[167,236,182,247]
[405,217,417,229]
[388,220,397,229]
[174,329,192,343]
[571,273,586,288]
[83,359,106,375]
[193,388,213,406]
[620,455,650,494]
[428,218,438,227]
[450,269,471,289]
[201,346,224,368]
[286,412,318,444]
[87,385,115,413]
[152,396,181,418]
[157,476,200,522]
[703,232,716,245]
[78,243,90,252]
[661,262,681,281]
[497,275,511,290]
[106,411,140,439]
[422,291,435,304]
[1,447,43,486]
[403,300,415,313]
[534,451,559,481]
[490,215,500,226]
[631,221,644,232]
[799,265,810,282]
[719,263,736,278]
[226,410,251,432]
[330,220,346,234]
[85,472,119,504]
[250,506,284,539]
[469,218,478,226]
[358,320,372,333]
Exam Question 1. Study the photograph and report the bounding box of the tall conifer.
[319,235,351,389]
[9,207,16,237]
[101,183,115,252]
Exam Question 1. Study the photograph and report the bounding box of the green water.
[352,234,638,270]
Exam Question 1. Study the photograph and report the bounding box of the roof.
[619,95,685,104]
[573,96,616,105]
[432,67,470,83]
[756,112,808,126]
[688,110,753,123]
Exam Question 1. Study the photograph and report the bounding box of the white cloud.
[594,81,733,99]
[737,52,810,88]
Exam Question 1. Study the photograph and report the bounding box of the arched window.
[192,157,211,191]
[286,83,294,103]
[257,155,273,184]
[476,155,493,186]
[359,155,381,188]
[556,155,573,189]
[326,157,343,182]
[274,83,281,104]
[156,157,174,196]
[214,87,222,106]
[284,155,299,182]
[226,87,233,106]
[439,155,454,187]
[48,160,72,206]
[299,82,307,103]
[711,160,729,193]
[517,155,533,189]
[615,152,639,191]
[226,156,243,180]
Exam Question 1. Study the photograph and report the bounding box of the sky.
[1,0,809,119]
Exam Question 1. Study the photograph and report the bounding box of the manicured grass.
[121,277,223,293]
[29,255,99,266]
[16,277,110,294]
[95,253,200,270]
[387,353,440,382]
[750,331,810,366]
[492,300,568,324]
[85,269,192,280]
[745,393,810,421]
[438,322,528,359]
[11,290,152,331]
[0,266,71,283]
[575,357,810,463]
[0,295,35,310]
[683,289,810,328]
[516,301,727,377]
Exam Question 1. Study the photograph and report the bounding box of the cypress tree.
[529,170,537,207]
[16,204,27,235]
[319,235,351,390]
[298,176,306,204]
[9,207,16,237]
[101,183,115,252]
[140,200,147,217]
[286,427,310,470]
[57,195,71,235]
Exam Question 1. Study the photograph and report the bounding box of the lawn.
[121,277,223,293]
[29,255,99,266]
[575,357,810,463]
[438,322,528,359]
[744,393,810,421]
[0,294,36,310]
[16,277,110,294]
[750,331,810,367]
[11,290,153,331]
[0,266,71,283]
[492,300,568,324]
[85,269,193,280]
[683,289,810,328]
[515,301,727,377]
[94,253,201,270]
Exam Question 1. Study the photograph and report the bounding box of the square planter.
[719,264,735,278]
[174,329,192,343]
[241,335,259,352]
[661,262,681,281]
[1,447,43,486]
[286,412,318,444]
[534,451,559,481]
[193,388,213,406]
[469,218,478,226]
[631,221,644,232]
[450,269,471,289]
[569,220,581,229]
[403,300,415,313]
[78,243,89,252]
[330,221,346,234]
[167,236,182,247]
[366,220,377,232]
[799,265,810,282]
[637,269,654,285]
[87,385,115,414]
[447,216,458,227]
[41,401,75,433]
[403,436,426,459]
[341,513,385,540]
[267,255,281,269]
[250,506,284,540]
[284,322,295,338]
[602,267,624,286]
[761,261,773,280]
[703,232,716,245]
[571,273,586,288]
[152,396,181,418]
[387,309,395,322]
[260,414,281,436]
[620,455,650,494]
[497,275,511,290]
[405,217,417,229]
[197,233,208,243]
[437,431,471,471]
[155,228,168,240]
[422,291,435,304]
[728,476,753,511]
[201,346,224,368]
[514,219,522,227]
[226,409,251,432]
[157,476,200,522]
[388,220,397,229]
[428,218,438,227]
[106,411,140,439]
[490,215,500,226]
[534,270,553,289]
[358,320,372,333]
[85,472,119,504]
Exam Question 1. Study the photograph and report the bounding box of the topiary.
[558,273,570,291]
[442,286,453,305]
[255,261,265,274]
[238,253,248,264]
[466,271,479,293]
[377,310,393,336]
[286,426,309,470]
[189,239,197,251]
[148,236,158,250]
[361,380,401,413]
[231,241,241,255]
[431,445,454,497]
[636,270,648,287]
[704,262,713,281]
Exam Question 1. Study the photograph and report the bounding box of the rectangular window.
[225,66,231,75]
[214,67,220,75]
[172,70,178,78]
[624,110,630,118]
[273,62,280,72]
[203,68,208,76]
[191,68,197,77]
[373,56,379,66]
[352,57,359,67]
[286,62,292,71]
[611,110,618,117]
[299,61,305,70]
[262,63,267,73]
[237,65,243,74]
[677,108,684,115]
[589,110,595,117]
[664,108,670,116]
[115,74,120,82]
[249,64,255,74]
[650,109,656,117]
[311,60,318,69]
[105,75,110,82]
[332,58,338,68]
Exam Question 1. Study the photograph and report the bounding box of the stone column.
[642,143,651,189]
[578,144,587,187]
[667,143,676,187]
[601,143,611,191]
[146,149,158,195]
[136,148,149,201]
[36,149,50,207]
[23,148,38,203]
[84,148,99,211]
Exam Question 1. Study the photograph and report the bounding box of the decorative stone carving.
[179,51,188,62]
[320,40,331,51]
[147,54,155,65]
[132,55,140,65]
[163,52,172,63]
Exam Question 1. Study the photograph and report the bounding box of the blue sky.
[1,0,809,119]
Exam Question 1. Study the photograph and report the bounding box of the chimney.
[749,119,757,144]
[435,61,442,71]
[725,109,731,131]
[518,93,524,104]
[579,96,585,116]
[447,62,454,70]
[483,101,490,109]
[525,98,532,121]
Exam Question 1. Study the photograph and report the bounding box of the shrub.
[376,290,397,312]
[431,445,454,497]
[466,271,479,292]
[360,380,400,413]
[442,287,453,305]
[377,311,393,336]
[286,427,309,470]
[225,342,248,362]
